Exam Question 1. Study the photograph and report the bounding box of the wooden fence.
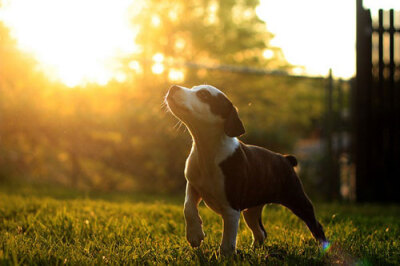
[355,1,400,202]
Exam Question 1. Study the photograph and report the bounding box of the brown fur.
[219,141,327,242]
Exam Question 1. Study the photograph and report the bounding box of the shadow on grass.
[190,244,324,265]
[189,238,394,265]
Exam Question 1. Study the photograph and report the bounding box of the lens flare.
[322,241,332,254]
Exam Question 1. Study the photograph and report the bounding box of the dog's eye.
[196,90,211,101]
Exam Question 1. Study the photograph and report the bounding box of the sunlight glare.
[152,53,165,63]
[263,49,274,60]
[0,0,143,87]
[115,72,127,83]
[257,0,356,78]
[206,1,218,25]
[175,38,186,51]
[151,15,161,27]
[168,69,184,82]
[364,0,400,11]
[168,9,178,21]
[128,60,143,74]
[152,63,164,75]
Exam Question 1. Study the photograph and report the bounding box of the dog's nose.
[168,85,181,97]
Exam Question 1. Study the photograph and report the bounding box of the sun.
[0,0,143,87]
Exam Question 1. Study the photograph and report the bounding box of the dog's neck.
[188,124,239,166]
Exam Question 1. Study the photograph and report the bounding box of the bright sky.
[0,0,142,87]
[0,0,399,85]
[256,0,400,79]
[256,0,356,78]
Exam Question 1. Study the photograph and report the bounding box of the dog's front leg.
[184,183,205,248]
[220,209,240,256]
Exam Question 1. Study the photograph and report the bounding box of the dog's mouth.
[166,96,190,114]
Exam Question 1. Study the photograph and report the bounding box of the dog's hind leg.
[281,175,327,243]
[243,205,266,246]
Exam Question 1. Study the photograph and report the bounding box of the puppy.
[165,85,327,255]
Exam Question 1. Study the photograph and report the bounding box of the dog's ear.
[224,105,245,137]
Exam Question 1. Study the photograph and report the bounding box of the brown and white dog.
[165,84,327,255]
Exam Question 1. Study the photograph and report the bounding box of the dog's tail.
[284,154,298,167]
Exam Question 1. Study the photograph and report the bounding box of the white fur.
[215,136,239,164]
[170,85,228,124]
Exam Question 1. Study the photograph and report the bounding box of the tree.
[130,0,286,77]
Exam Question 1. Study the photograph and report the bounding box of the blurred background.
[0,0,399,202]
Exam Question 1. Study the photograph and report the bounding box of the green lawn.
[0,184,399,265]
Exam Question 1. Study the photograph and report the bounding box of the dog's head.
[166,85,245,137]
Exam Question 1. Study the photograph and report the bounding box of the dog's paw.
[186,226,205,248]
[220,244,235,257]
[252,238,265,248]
[252,231,267,248]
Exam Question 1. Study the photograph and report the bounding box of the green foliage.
[0,185,399,265]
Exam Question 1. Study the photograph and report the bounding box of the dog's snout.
[168,85,181,97]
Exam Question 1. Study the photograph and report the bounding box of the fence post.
[325,69,340,200]
[337,78,344,157]
[355,0,373,202]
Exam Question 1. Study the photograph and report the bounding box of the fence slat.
[378,10,384,84]
[389,10,395,84]
[379,10,386,198]
[388,10,396,190]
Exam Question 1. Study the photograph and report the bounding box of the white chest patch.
[184,137,239,214]
[215,137,239,164]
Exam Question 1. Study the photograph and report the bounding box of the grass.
[0,184,399,265]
